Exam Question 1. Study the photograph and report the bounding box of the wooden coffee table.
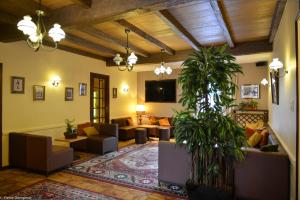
[55,136,88,160]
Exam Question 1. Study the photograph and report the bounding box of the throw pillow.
[77,122,91,136]
[159,118,170,126]
[149,116,158,125]
[260,144,279,152]
[245,120,264,130]
[83,126,99,137]
[247,132,262,147]
[127,118,134,126]
[245,127,255,139]
[259,129,269,147]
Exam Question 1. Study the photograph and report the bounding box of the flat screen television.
[145,79,176,103]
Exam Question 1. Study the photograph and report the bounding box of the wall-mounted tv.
[145,79,176,103]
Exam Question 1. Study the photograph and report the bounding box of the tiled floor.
[0,138,183,200]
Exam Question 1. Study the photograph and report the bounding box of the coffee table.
[55,136,88,160]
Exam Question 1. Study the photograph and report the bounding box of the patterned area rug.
[6,180,118,200]
[66,142,186,197]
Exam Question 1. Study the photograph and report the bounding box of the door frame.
[295,11,299,200]
[0,64,2,169]
[90,73,110,124]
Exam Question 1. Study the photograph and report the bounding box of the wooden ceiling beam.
[106,40,272,66]
[49,0,205,28]
[210,0,234,48]
[269,0,287,42]
[66,33,117,56]
[156,10,200,51]
[116,19,175,55]
[81,27,150,57]
[70,0,92,8]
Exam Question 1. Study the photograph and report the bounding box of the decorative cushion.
[260,144,279,152]
[83,126,99,137]
[149,116,159,125]
[259,129,269,147]
[247,132,262,147]
[245,127,255,139]
[245,120,264,130]
[127,118,134,126]
[77,122,91,136]
[159,118,171,126]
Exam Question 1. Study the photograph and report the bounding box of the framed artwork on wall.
[33,85,45,101]
[65,87,73,101]
[113,88,117,98]
[11,76,25,94]
[79,83,87,96]
[240,84,260,99]
[270,72,279,105]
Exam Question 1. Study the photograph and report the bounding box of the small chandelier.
[154,49,172,77]
[17,0,65,51]
[113,29,138,71]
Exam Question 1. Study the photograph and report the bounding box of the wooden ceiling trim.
[106,40,272,66]
[269,0,287,42]
[81,27,150,57]
[66,33,117,56]
[156,10,201,51]
[70,0,92,8]
[49,0,205,28]
[209,0,234,48]
[0,11,19,25]
[116,19,175,55]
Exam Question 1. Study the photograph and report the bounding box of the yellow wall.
[269,0,298,199]
[0,41,137,167]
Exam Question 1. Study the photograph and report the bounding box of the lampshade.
[166,66,172,75]
[113,54,123,66]
[48,23,66,42]
[154,67,160,75]
[136,105,146,113]
[17,15,37,36]
[128,52,138,66]
[269,58,283,70]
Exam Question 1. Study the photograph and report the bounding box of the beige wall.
[137,69,183,117]
[269,0,298,199]
[0,41,137,167]
[236,63,268,110]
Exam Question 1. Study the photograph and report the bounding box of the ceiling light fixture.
[17,0,65,51]
[154,49,172,77]
[113,29,137,71]
[260,78,269,86]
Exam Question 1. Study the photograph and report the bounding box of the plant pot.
[64,132,77,139]
[241,106,257,111]
[187,186,232,200]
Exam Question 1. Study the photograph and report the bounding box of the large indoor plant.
[173,46,246,198]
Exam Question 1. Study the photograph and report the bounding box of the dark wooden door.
[90,73,110,124]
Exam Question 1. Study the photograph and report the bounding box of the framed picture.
[270,72,279,105]
[79,83,87,96]
[11,76,25,94]
[33,85,45,101]
[240,84,260,99]
[65,87,73,101]
[113,88,117,98]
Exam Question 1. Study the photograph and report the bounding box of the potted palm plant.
[173,46,246,199]
[64,119,77,139]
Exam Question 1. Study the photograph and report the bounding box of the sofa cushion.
[245,127,255,139]
[245,120,264,130]
[77,122,91,136]
[83,126,99,136]
[247,132,262,147]
[127,118,134,126]
[259,129,269,147]
[149,116,159,125]
[159,118,170,126]
[112,118,129,127]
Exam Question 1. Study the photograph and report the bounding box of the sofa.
[73,122,118,154]
[9,132,73,175]
[111,116,174,140]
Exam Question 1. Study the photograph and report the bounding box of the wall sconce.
[269,58,288,77]
[52,75,61,87]
[122,84,129,93]
[136,104,146,125]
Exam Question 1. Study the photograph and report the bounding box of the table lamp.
[136,105,146,125]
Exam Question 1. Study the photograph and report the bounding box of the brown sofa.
[111,117,135,141]
[9,132,73,175]
[158,141,191,185]
[73,123,118,154]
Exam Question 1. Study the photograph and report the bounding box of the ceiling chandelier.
[154,49,172,77]
[113,29,138,71]
[17,0,65,51]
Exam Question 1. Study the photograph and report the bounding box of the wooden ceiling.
[0,0,285,66]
